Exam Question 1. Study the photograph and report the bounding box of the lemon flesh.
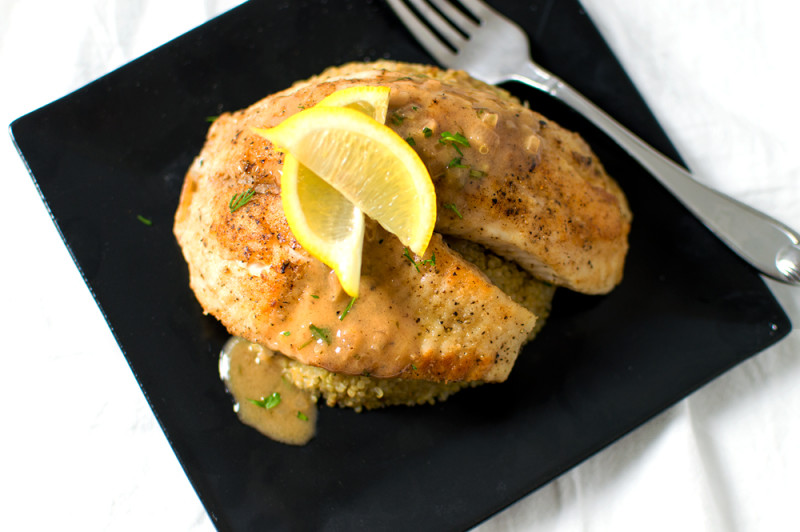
[258,106,436,256]
[281,156,365,296]
[277,86,393,297]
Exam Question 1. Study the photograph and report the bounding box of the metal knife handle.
[512,61,800,285]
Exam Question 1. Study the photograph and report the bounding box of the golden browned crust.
[174,60,628,383]
[310,61,632,294]
[174,63,541,383]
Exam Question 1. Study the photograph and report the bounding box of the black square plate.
[10,1,790,530]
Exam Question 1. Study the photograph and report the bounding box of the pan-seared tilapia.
[174,61,630,385]
[287,61,632,294]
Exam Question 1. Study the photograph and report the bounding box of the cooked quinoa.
[278,241,556,411]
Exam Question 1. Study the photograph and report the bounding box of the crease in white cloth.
[685,399,739,532]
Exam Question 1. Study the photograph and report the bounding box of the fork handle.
[511,62,800,285]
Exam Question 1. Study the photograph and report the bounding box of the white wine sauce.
[219,336,317,445]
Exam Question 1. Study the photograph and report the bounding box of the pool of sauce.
[219,336,317,445]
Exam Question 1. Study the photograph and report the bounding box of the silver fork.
[387,0,800,285]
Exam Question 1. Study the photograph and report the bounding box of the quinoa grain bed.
[281,241,554,410]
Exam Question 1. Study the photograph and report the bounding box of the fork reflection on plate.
[387,0,800,285]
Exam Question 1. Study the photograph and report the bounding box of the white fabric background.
[1,1,798,530]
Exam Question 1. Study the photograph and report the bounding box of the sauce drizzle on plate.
[220,336,317,445]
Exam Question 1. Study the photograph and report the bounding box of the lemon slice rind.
[281,155,365,297]
[273,86,393,298]
[256,106,436,256]
[317,85,390,124]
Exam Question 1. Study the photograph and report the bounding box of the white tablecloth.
[2,1,798,530]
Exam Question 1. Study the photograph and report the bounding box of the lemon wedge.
[280,156,366,296]
[256,106,436,256]
[255,86,436,297]
[317,85,390,123]
[272,86,395,297]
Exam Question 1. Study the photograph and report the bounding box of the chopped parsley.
[339,297,356,321]
[447,157,467,169]
[280,331,291,336]
[403,247,421,272]
[439,131,470,156]
[248,392,281,410]
[405,136,416,147]
[311,294,319,299]
[391,112,405,125]
[297,411,309,421]
[422,127,433,138]
[136,215,152,226]
[403,247,435,272]
[229,188,255,213]
[309,324,331,345]
[443,203,463,219]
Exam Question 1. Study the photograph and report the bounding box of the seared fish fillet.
[174,61,628,383]
[292,62,632,294]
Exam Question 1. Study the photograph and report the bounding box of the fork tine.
[427,0,479,35]
[386,0,457,65]
[454,0,494,20]
[406,0,467,49]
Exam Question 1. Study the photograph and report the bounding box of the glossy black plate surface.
[10,1,790,530]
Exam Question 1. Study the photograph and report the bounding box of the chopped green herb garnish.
[403,248,421,272]
[297,411,309,421]
[439,131,470,155]
[443,203,463,219]
[469,169,486,179]
[422,127,433,138]
[339,297,356,321]
[405,136,416,146]
[311,294,319,299]
[136,215,152,226]
[298,104,306,110]
[309,324,331,345]
[391,112,404,125]
[447,157,467,169]
[206,115,219,123]
[299,339,313,348]
[403,248,434,271]
[248,392,281,410]
[411,364,418,370]
[280,331,291,336]
[229,188,255,213]
[412,106,419,111]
